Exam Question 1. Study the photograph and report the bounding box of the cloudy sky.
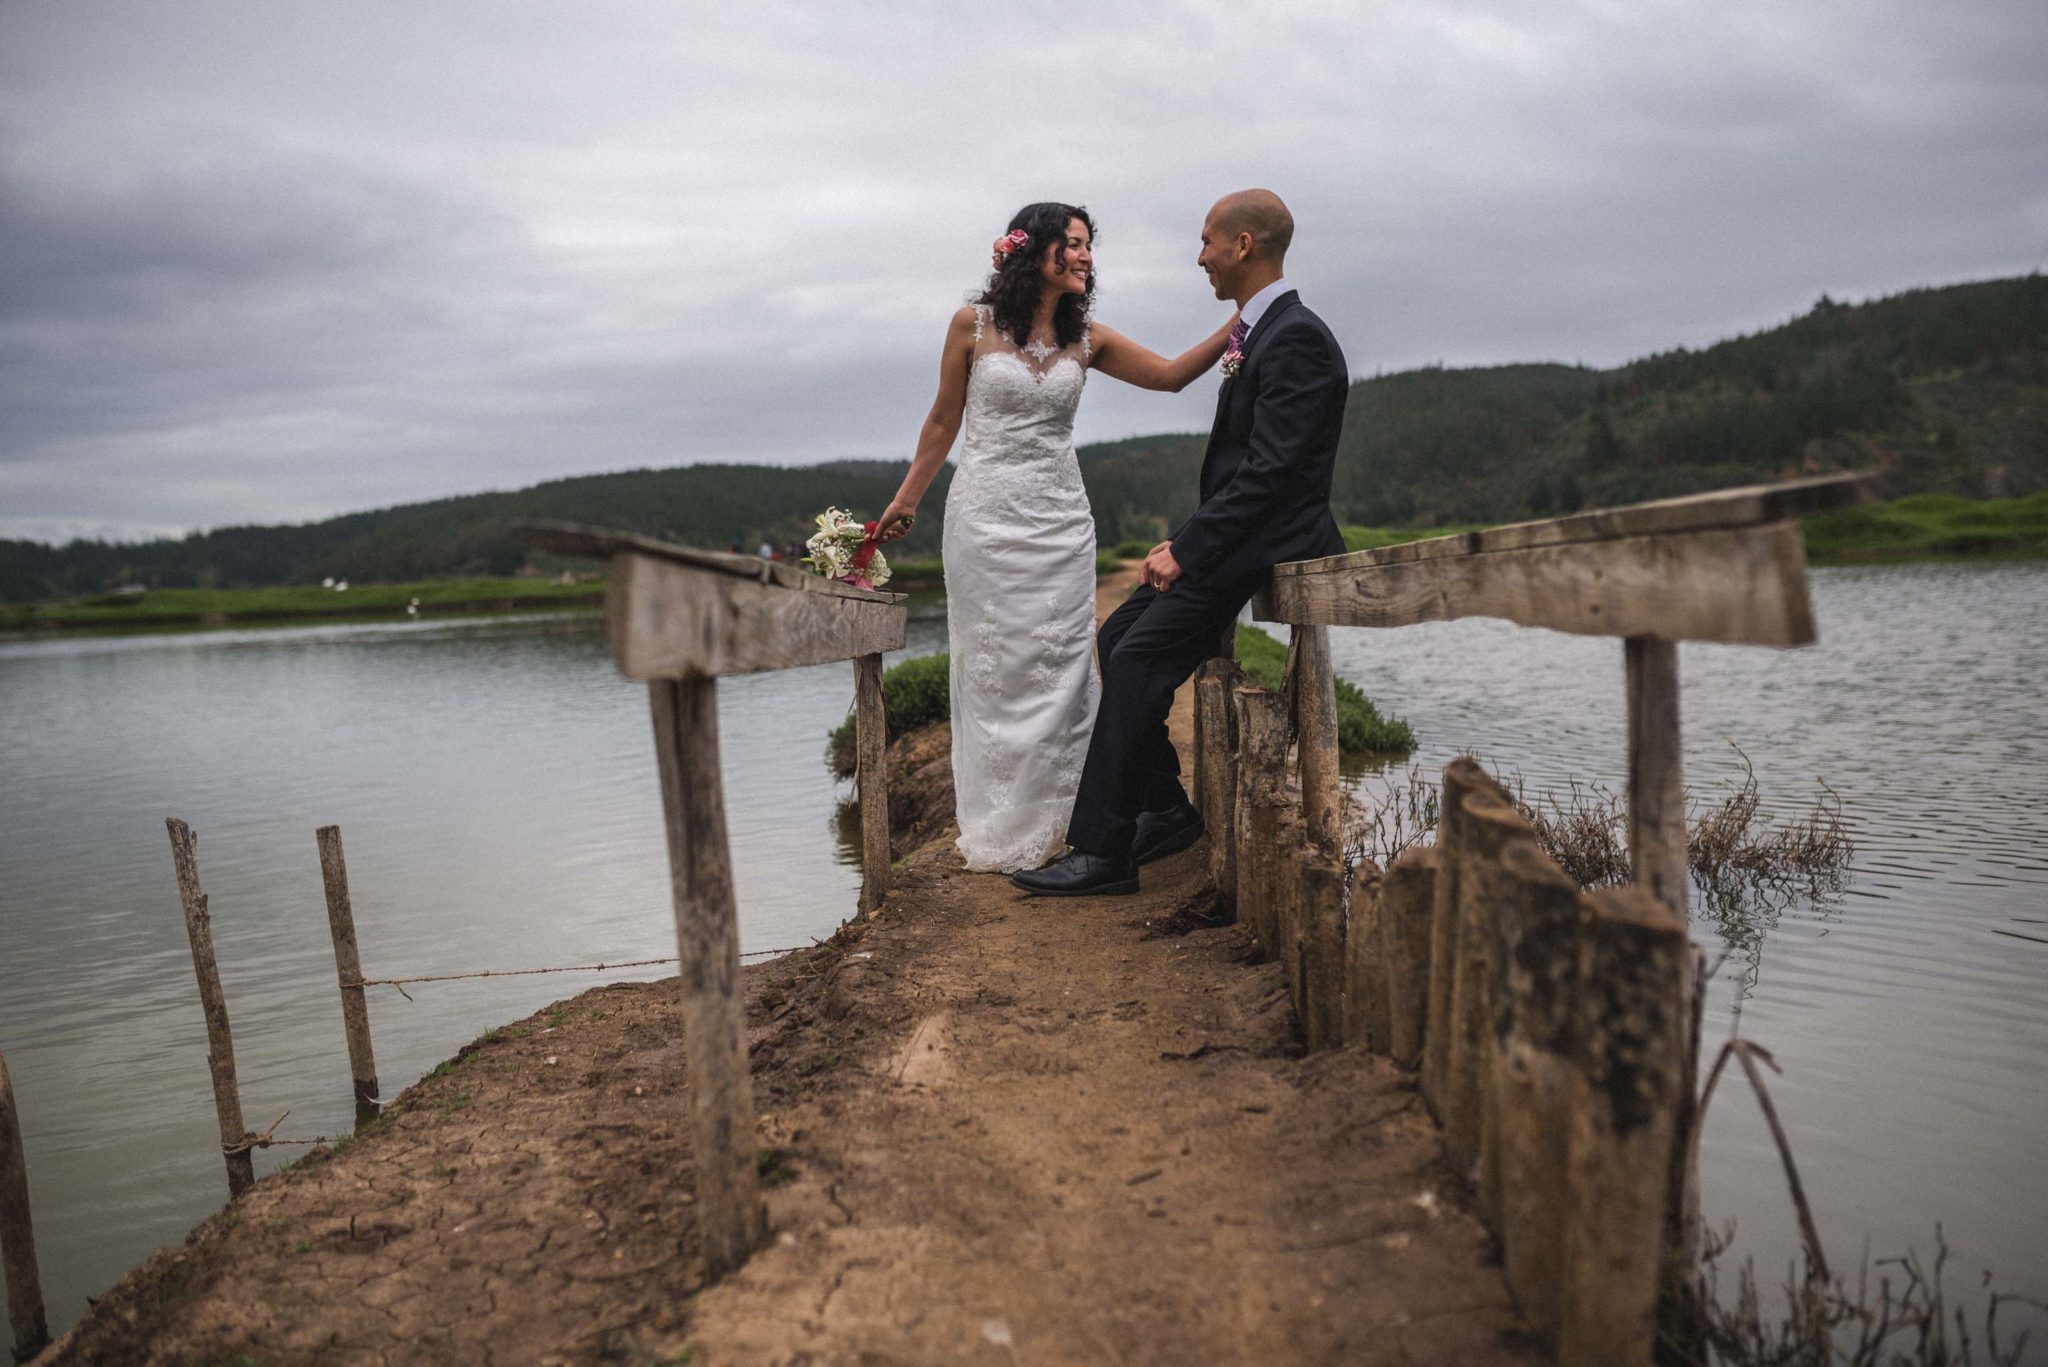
[3,1,2043,544]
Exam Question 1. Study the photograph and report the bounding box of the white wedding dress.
[942,305,1102,872]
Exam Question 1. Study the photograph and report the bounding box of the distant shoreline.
[6,496,2040,634]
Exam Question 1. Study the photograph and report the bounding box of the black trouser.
[1065,577,1252,857]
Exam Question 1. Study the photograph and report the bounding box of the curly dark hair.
[975,202,1096,350]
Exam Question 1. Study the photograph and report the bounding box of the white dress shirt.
[1238,276,1293,337]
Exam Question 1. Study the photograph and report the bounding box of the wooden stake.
[315,826,381,1124]
[1421,759,1489,1123]
[1342,864,1385,1051]
[1233,687,1289,959]
[1299,850,1348,1050]
[1559,886,1690,1365]
[1293,625,1342,854]
[1377,847,1437,1069]
[1625,637,1687,914]
[854,652,891,917]
[1488,841,1586,1339]
[648,679,767,1278]
[1448,789,1534,1222]
[1196,662,1241,922]
[165,819,255,1199]
[0,1049,49,1364]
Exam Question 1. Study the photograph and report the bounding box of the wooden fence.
[1194,472,1873,1363]
[517,523,907,1276]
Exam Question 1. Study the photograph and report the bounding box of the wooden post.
[1299,851,1348,1050]
[1293,625,1342,854]
[1488,841,1586,1340]
[165,819,255,1199]
[1197,663,1241,922]
[854,652,891,917]
[648,679,767,1278]
[0,1049,49,1365]
[1448,790,1534,1223]
[1559,886,1691,1365]
[1377,847,1437,1069]
[1625,637,1687,914]
[1233,687,1289,958]
[315,826,381,1124]
[1342,864,1385,1051]
[1421,759,1489,1123]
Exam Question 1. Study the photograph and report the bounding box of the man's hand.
[1143,540,1184,592]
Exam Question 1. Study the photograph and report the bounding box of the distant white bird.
[334,579,349,592]
[321,577,335,588]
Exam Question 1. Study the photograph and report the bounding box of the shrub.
[1233,625,1415,755]
[826,653,950,776]
[1111,539,1153,560]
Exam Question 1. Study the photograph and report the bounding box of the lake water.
[1,564,2043,1344]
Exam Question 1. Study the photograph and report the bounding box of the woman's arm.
[1088,314,1238,393]
[877,306,978,541]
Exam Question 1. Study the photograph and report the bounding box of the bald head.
[1209,189,1294,263]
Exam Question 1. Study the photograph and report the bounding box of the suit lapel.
[1240,289,1299,363]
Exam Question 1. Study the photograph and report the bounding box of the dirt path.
[44,567,1531,1366]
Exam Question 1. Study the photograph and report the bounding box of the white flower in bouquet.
[804,506,891,589]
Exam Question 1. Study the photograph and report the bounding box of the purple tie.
[1228,319,1249,350]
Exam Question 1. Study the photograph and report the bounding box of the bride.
[876,202,1235,873]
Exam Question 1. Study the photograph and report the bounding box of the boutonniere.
[1219,345,1244,377]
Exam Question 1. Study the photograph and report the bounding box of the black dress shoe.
[1010,850,1139,897]
[1133,804,1204,866]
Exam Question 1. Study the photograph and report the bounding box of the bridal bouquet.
[804,506,892,590]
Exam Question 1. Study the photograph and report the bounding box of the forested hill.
[4,274,2041,601]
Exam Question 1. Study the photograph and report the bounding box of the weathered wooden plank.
[0,1047,49,1364]
[1378,846,1437,1068]
[1259,522,1815,645]
[1291,626,1342,852]
[514,520,906,603]
[315,826,381,1122]
[647,678,767,1277]
[854,653,891,917]
[165,819,255,1199]
[609,551,908,680]
[1626,638,1689,913]
[1560,886,1691,1365]
[1269,472,1875,577]
[1489,841,1586,1340]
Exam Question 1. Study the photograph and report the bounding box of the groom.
[1014,189,1349,896]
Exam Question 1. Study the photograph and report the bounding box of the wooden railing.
[1195,472,1875,1363]
[519,523,908,1276]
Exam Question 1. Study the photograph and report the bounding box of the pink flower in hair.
[990,228,1031,267]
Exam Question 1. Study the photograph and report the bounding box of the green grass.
[1339,523,1490,554]
[7,575,605,629]
[1802,492,2048,563]
[1235,624,1415,755]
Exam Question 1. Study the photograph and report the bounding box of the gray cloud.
[2,0,2043,541]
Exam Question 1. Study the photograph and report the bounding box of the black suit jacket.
[1170,290,1349,589]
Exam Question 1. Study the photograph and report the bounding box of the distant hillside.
[1336,274,2047,527]
[4,274,2040,601]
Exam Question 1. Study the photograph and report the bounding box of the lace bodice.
[951,306,1090,516]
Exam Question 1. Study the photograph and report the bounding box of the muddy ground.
[42,569,1533,1365]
